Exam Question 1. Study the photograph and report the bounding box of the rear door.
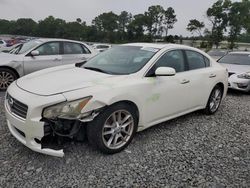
[183,50,216,108]
[23,41,62,75]
[62,42,93,65]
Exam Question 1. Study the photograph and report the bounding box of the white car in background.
[5,43,228,157]
[218,52,250,92]
[0,38,97,90]
[207,49,229,61]
[0,39,7,48]
[92,43,112,52]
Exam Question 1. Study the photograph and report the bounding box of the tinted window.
[218,53,250,65]
[36,42,60,55]
[64,42,88,54]
[186,50,206,70]
[154,50,185,73]
[0,41,3,44]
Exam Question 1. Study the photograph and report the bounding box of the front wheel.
[0,68,17,91]
[87,103,138,154]
[204,85,223,115]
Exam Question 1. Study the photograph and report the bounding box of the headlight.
[43,96,92,120]
[237,72,250,79]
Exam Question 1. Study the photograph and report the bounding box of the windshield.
[18,39,43,54]
[83,46,159,75]
[218,54,250,65]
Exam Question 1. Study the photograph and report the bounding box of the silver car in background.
[0,38,98,90]
[218,52,250,92]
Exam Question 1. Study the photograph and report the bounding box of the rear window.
[218,54,250,65]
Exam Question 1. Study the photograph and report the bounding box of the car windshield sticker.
[141,47,159,53]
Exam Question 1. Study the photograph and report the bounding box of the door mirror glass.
[31,50,40,56]
[155,67,176,76]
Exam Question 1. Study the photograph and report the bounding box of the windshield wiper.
[84,66,109,74]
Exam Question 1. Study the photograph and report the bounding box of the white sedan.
[218,52,250,92]
[5,43,228,157]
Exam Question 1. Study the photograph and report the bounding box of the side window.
[36,42,60,56]
[0,41,3,44]
[186,50,207,70]
[154,50,186,73]
[64,42,89,54]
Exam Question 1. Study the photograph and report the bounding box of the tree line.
[0,0,249,49]
[187,0,250,49]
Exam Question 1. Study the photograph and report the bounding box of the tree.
[76,18,82,24]
[241,0,250,33]
[118,11,132,41]
[144,5,165,38]
[127,14,147,41]
[187,19,205,36]
[37,16,66,38]
[92,12,119,42]
[12,18,37,36]
[227,2,244,49]
[206,0,231,48]
[162,7,177,36]
[0,19,12,34]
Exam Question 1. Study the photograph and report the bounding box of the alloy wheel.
[209,88,222,113]
[0,71,15,90]
[102,110,134,150]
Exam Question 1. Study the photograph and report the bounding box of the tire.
[204,85,223,115]
[87,103,138,154]
[0,68,18,91]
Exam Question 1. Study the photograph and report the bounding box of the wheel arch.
[214,82,225,96]
[108,100,140,124]
[0,66,20,79]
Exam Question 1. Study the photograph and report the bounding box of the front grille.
[6,93,28,119]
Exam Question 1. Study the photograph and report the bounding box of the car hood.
[0,52,22,64]
[220,63,250,74]
[16,65,116,96]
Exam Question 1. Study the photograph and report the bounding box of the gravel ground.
[0,90,249,187]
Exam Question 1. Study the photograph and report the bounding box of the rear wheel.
[87,103,138,154]
[0,68,17,91]
[204,85,223,115]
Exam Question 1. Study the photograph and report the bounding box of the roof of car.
[35,38,86,44]
[123,43,197,50]
[229,51,250,55]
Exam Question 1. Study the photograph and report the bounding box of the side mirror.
[31,50,39,56]
[75,61,87,67]
[155,67,176,76]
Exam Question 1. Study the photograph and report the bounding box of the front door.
[23,41,62,75]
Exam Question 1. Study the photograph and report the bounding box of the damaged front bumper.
[5,83,105,157]
[5,102,65,157]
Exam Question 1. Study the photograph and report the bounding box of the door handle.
[81,57,86,60]
[53,58,61,61]
[209,74,216,78]
[181,79,190,84]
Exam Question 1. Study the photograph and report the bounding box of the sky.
[0,0,219,36]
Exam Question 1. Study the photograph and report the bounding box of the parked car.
[0,38,97,90]
[92,43,112,52]
[5,43,228,157]
[0,39,7,48]
[207,49,229,61]
[218,52,250,92]
[0,43,23,53]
